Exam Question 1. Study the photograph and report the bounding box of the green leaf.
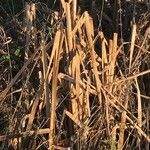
[14,48,21,57]
[0,55,10,61]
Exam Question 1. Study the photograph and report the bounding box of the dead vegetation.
[0,0,150,150]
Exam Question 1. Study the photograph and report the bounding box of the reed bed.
[0,1,150,149]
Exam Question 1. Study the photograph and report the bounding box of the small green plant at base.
[0,55,10,61]
[14,47,21,58]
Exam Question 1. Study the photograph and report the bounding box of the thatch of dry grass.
[0,0,150,150]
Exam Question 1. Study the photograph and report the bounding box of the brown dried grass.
[0,1,150,150]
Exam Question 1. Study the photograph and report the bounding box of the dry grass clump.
[0,1,150,149]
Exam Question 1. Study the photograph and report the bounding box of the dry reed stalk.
[108,39,113,84]
[39,40,54,93]
[24,2,36,58]
[66,3,73,51]
[129,24,137,71]
[107,36,124,83]
[26,87,43,131]
[75,41,88,121]
[99,32,108,65]
[70,63,79,119]
[135,78,142,142]
[49,31,64,149]
[30,3,36,49]
[109,33,118,86]
[66,2,79,121]
[85,77,91,117]
[118,102,128,150]
[99,32,108,83]
[68,50,79,120]
[60,0,66,12]
[85,12,102,105]
[72,0,77,21]
[146,103,150,149]
[75,53,83,120]
[77,45,91,118]
[0,128,50,141]
[102,89,110,134]
[133,92,150,100]
[41,32,50,118]
[48,67,53,84]
[64,31,69,59]
[70,50,84,122]
[109,40,113,62]
[24,2,31,60]
[46,39,61,82]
